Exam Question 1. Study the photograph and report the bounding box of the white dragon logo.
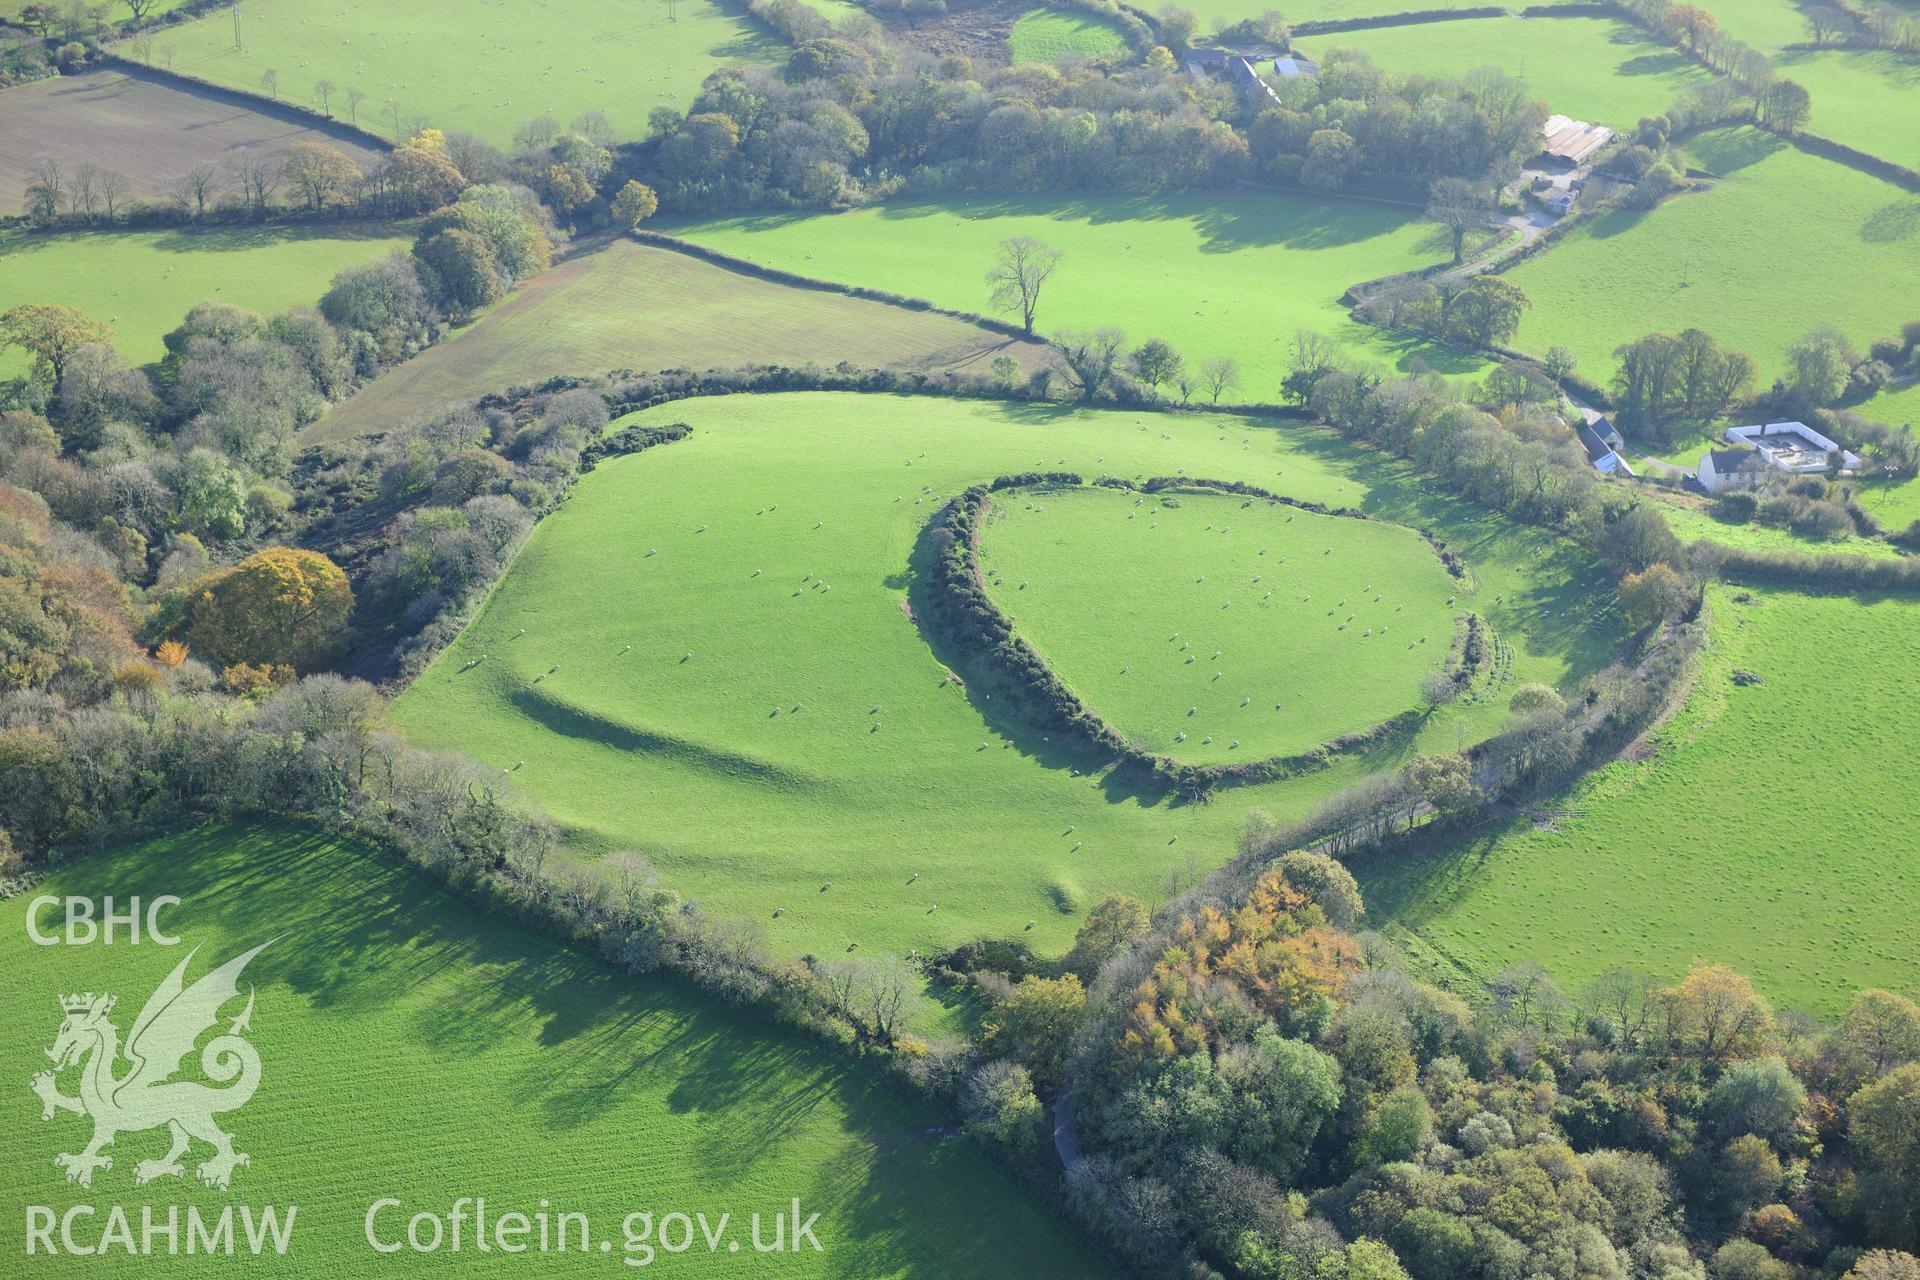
[30,941,273,1191]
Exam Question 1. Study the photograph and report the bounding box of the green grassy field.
[391,392,1626,964]
[1359,585,1920,1016]
[667,196,1480,398]
[0,224,409,370]
[1508,128,1920,383]
[1173,0,1484,29]
[1299,16,1716,131]
[309,238,1054,441]
[125,0,783,145]
[1694,0,1822,47]
[978,484,1459,762]
[0,821,1100,1276]
[1775,49,1920,171]
[1006,8,1128,63]
[1650,490,1906,559]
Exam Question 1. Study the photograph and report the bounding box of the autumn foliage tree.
[0,304,111,394]
[1114,865,1362,1070]
[187,547,353,671]
[610,180,659,230]
[1618,562,1693,630]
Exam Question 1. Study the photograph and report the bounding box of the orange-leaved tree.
[188,547,352,671]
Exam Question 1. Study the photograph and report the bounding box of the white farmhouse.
[1696,420,1863,493]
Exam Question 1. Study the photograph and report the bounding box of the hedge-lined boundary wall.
[922,473,1473,800]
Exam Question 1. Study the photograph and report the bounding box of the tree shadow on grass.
[1861,199,1920,244]
[147,220,409,254]
[54,819,1100,1275]
[901,496,1180,811]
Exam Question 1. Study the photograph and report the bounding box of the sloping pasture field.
[1508,128,1920,384]
[0,224,409,371]
[1299,15,1717,131]
[392,392,1628,964]
[666,194,1483,399]
[978,484,1461,763]
[1171,0,1488,27]
[1006,8,1129,63]
[0,69,388,215]
[126,0,785,145]
[0,821,1101,1277]
[1774,49,1920,171]
[308,238,1055,442]
[1357,585,1920,1017]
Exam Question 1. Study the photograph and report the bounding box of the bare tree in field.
[1199,355,1241,405]
[314,79,335,116]
[228,150,283,217]
[25,156,67,224]
[985,235,1062,335]
[168,164,219,220]
[1424,176,1490,265]
[345,85,365,126]
[123,0,160,21]
[129,29,154,62]
[70,163,101,220]
[97,169,129,222]
[260,68,279,99]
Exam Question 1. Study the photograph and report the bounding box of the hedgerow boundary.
[918,473,1477,801]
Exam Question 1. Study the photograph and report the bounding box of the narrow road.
[1052,1089,1084,1175]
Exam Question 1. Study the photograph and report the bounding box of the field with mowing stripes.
[668,194,1480,398]
[979,483,1460,763]
[309,238,1053,441]
[0,821,1101,1276]
[124,0,783,145]
[1357,586,1920,1016]
[392,393,1627,964]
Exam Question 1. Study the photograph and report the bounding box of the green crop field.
[1775,49,1920,171]
[125,0,783,145]
[1299,16,1716,131]
[0,821,1098,1276]
[309,238,1054,441]
[0,224,409,371]
[978,484,1460,763]
[1508,128,1920,383]
[1357,585,1920,1016]
[391,392,1626,964]
[667,195,1482,397]
[1006,9,1128,63]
